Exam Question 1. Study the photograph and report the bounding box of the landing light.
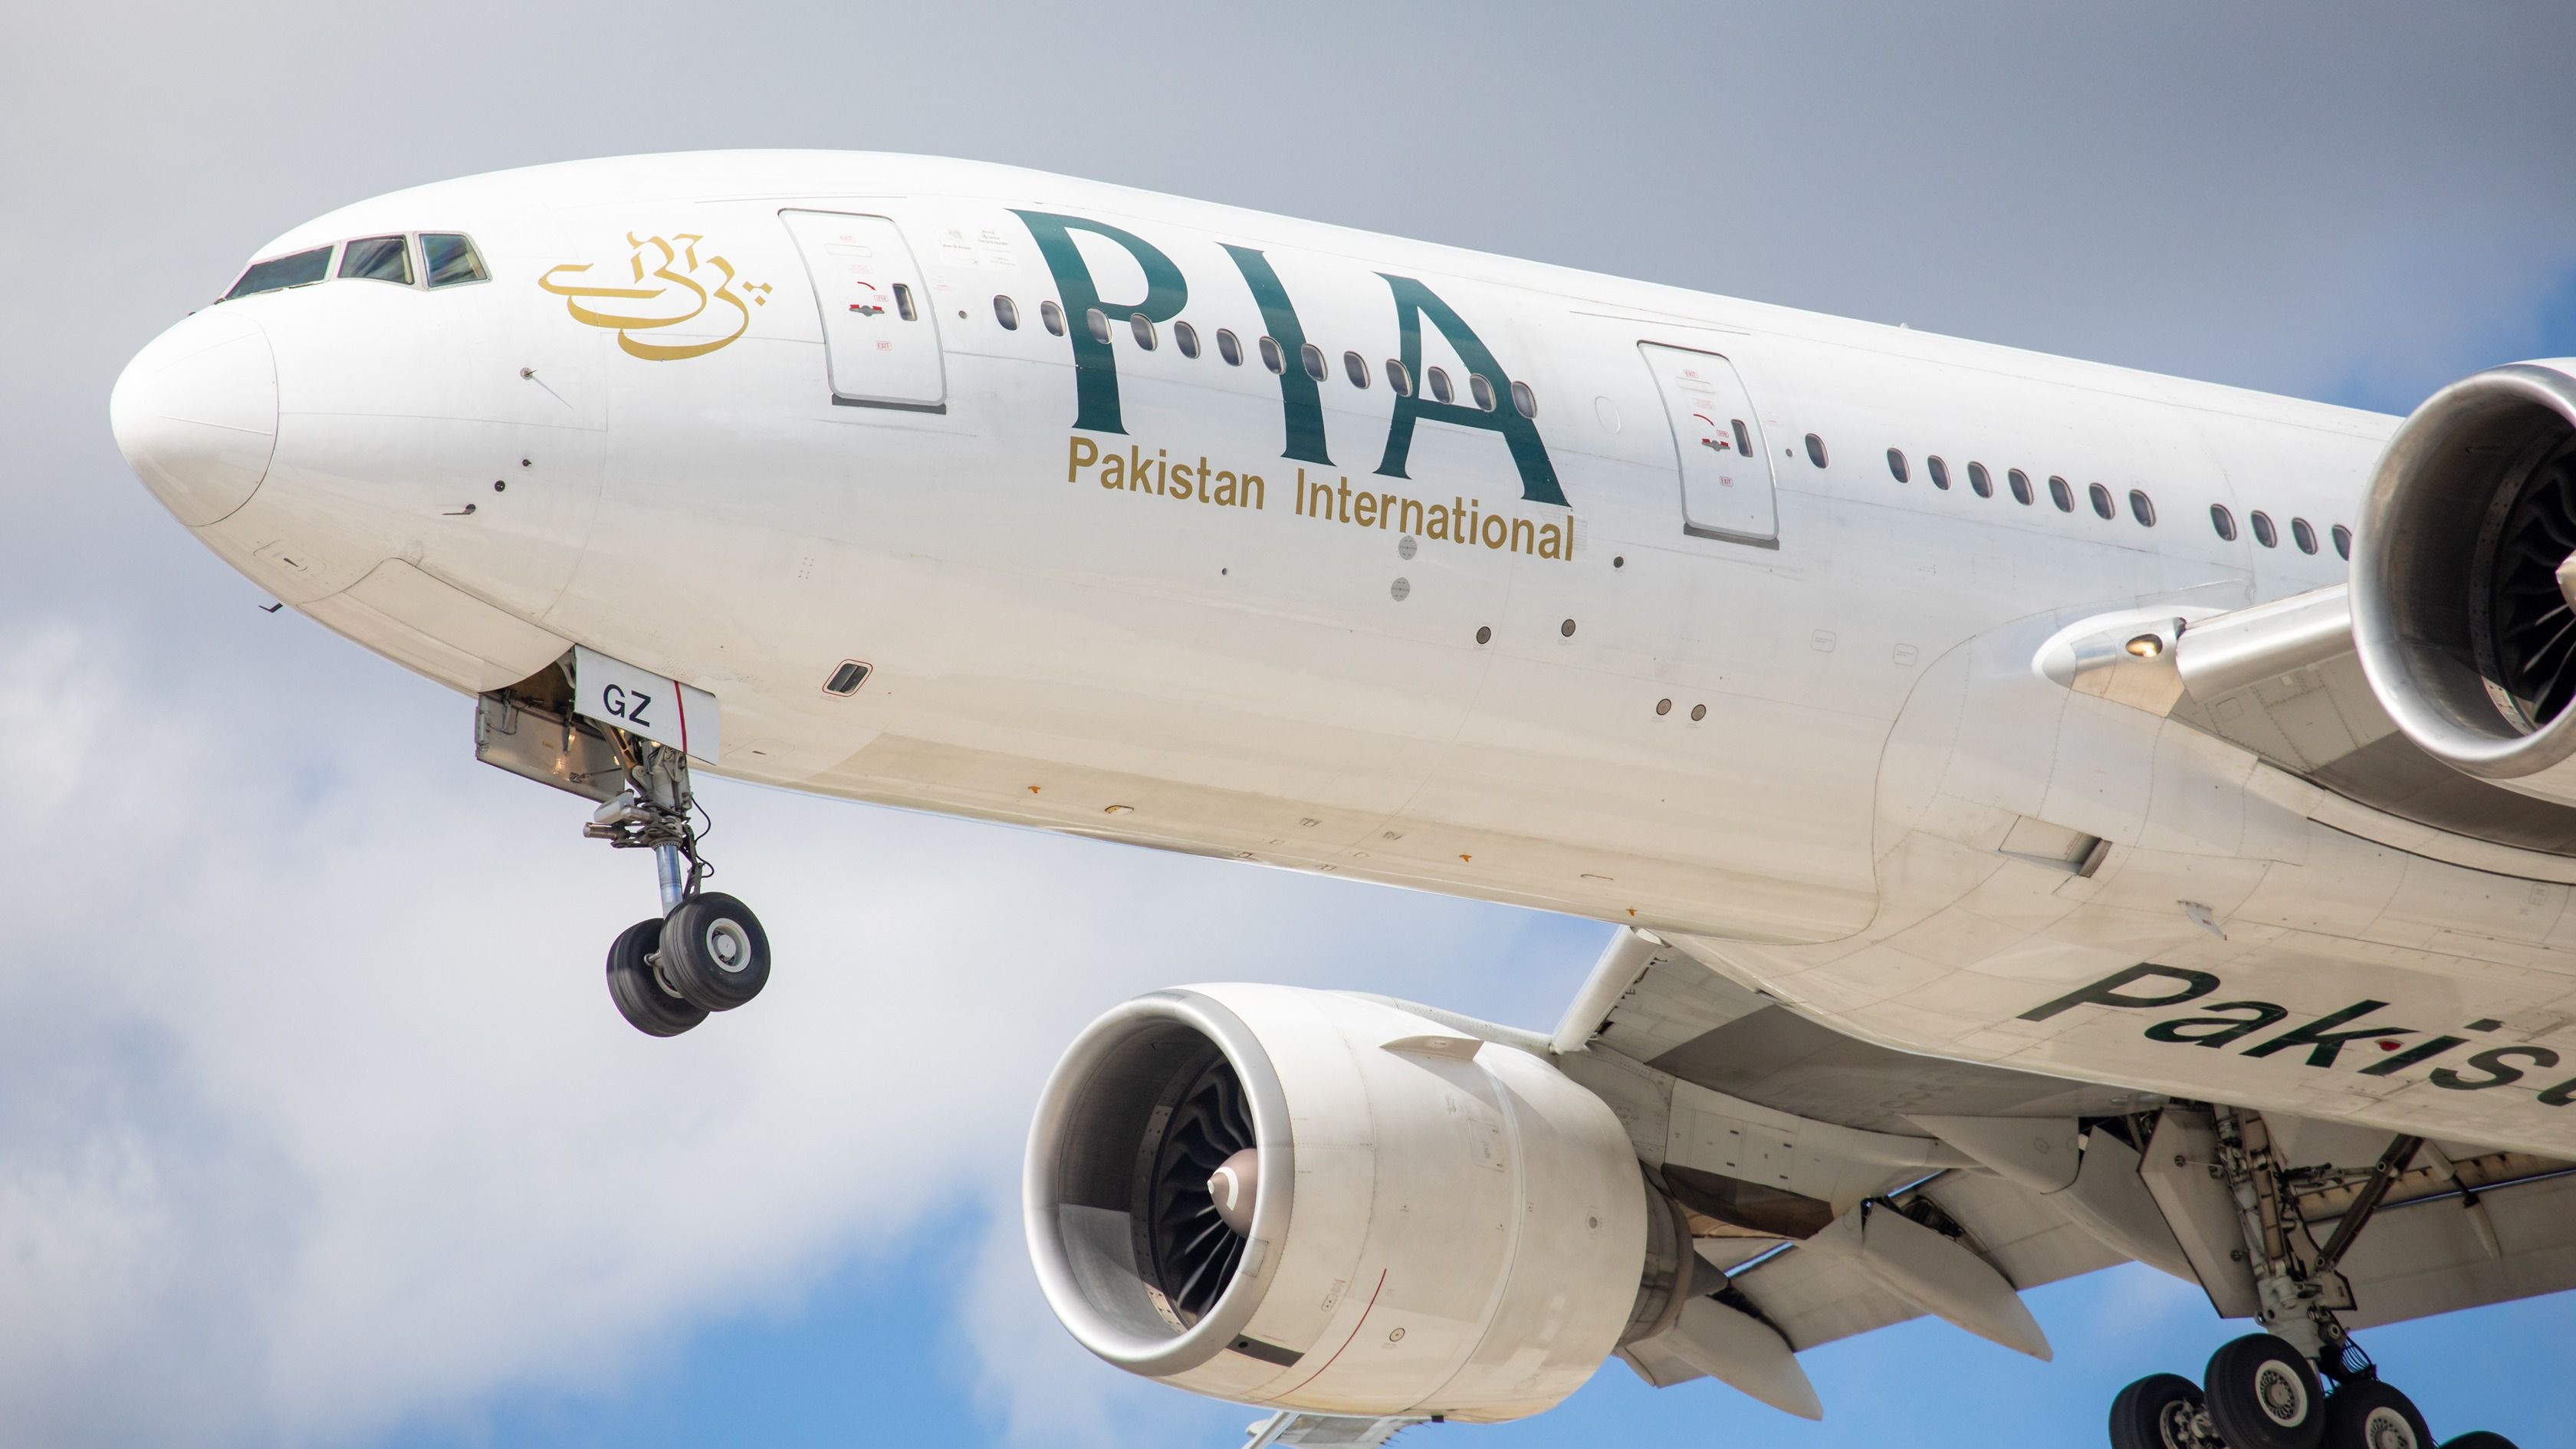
[2124,634,2165,659]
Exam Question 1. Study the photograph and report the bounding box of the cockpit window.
[339,235,414,285]
[421,233,489,288]
[223,246,332,301]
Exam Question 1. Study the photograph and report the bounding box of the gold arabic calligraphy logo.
[537,233,773,361]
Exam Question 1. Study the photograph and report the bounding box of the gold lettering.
[1510,517,1534,554]
[1069,435,1099,483]
[1399,498,1424,535]
[1353,491,1378,527]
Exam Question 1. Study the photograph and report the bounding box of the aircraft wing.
[1543,929,2576,1411]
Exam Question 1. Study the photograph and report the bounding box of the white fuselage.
[136,151,2576,1157]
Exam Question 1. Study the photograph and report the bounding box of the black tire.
[2326,1380,2433,1449]
[2111,1372,2208,1449]
[659,892,770,1011]
[2206,1333,2326,1449]
[2441,1434,2520,1449]
[606,917,706,1037]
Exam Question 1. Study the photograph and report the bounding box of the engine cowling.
[1022,984,1682,1422]
[2354,360,2576,802]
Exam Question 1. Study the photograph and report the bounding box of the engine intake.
[1023,984,1664,1422]
[2354,360,2576,800]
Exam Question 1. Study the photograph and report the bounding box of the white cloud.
[0,617,1570,1446]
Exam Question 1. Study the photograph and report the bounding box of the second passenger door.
[780,210,946,412]
[1639,343,1776,547]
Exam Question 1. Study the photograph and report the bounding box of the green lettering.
[2145,1001,2288,1050]
[2242,1001,2408,1069]
[1373,274,1564,507]
[1011,210,1188,435]
[2433,1046,2559,1090]
[1220,245,1332,465]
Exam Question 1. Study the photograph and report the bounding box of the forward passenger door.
[780,210,946,412]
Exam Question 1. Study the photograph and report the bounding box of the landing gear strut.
[2105,1109,2516,1449]
[585,733,770,1036]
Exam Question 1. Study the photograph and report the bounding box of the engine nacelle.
[2354,360,2576,803]
[1022,984,1681,1422]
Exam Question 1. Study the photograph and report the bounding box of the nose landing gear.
[583,734,771,1037]
[475,665,772,1037]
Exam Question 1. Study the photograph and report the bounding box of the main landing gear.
[586,734,771,1037]
[2111,1332,2473,1449]
[2108,1113,2514,1449]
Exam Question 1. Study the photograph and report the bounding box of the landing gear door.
[1640,343,1776,547]
[780,210,947,412]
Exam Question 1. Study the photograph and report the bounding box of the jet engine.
[2353,360,2576,802]
[1021,984,1688,1422]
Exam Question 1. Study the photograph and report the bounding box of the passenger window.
[2292,518,2318,554]
[1927,455,1950,490]
[1968,462,1993,498]
[1085,307,1112,344]
[893,283,918,321]
[2210,504,2237,540]
[1040,300,1066,336]
[1510,380,1536,418]
[2008,468,2032,504]
[1730,419,1753,456]
[1297,343,1325,380]
[1887,449,1909,483]
[994,295,1020,330]
[2091,483,2116,519]
[1428,366,1453,403]
[2048,475,2073,512]
[1344,350,1369,388]
[222,245,332,300]
[1806,433,1829,468]
[1131,312,1157,350]
[2332,524,2352,560]
[339,235,413,285]
[2128,489,2157,527]
[1175,320,1199,358]
[1217,327,1243,365]
[1260,336,1286,374]
[421,233,489,288]
[1470,373,1496,412]
[2252,511,2278,547]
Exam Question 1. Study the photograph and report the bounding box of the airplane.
[107,149,2576,1449]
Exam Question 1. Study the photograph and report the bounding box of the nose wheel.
[605,915,708,1037]
[654,891,771,1011]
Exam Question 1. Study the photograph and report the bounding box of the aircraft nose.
[110,308,279,527]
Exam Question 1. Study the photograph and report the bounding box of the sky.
[8,2,2576,1447]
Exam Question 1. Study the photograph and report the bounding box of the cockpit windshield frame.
[219,230,489,302]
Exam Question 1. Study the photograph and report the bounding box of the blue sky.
[14,4,2576,1448]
